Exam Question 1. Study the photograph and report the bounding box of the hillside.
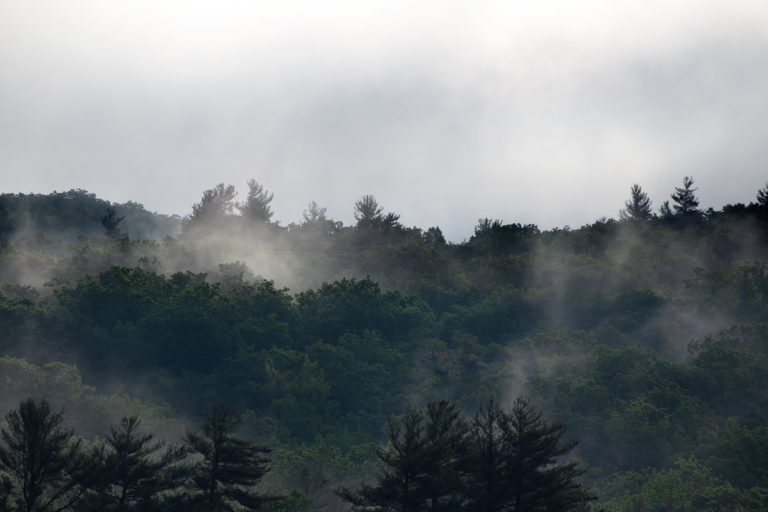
[1,181,768,511]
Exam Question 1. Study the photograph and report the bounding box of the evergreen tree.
[302,201,326,223]
[343,401,593,512]
[0,398,93,512]
[757,182,768,207]
[82,416,187,512]
[658,200,674,220]
[354,195,385,229]
[184,184,237,232]
[419,401,468,512]
[619,184,653,223]
[502,399,593,512]
[473,218,504,238]
[0,475,12,512]
[353,195,401,236]
[237,180,274,223]
[184,404,271,512]
[339,408,428,512]
[464,401,509,512]
[671,176,700,217]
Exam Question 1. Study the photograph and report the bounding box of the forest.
[0,177,767,511]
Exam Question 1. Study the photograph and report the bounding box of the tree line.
[341,399,594,512]
[0,398,593,512]
[2,178,768,511]
[2,177,767,246]
[0,399,271,512]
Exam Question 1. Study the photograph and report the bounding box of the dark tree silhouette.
[658,200,673,220]
[184,184,237,231]
[100,207,125,238]
[83,416,187,512]
[237,180,274,223]
[423,227,446,245]
[353,195,401,235]
[757,182,768,207]
[0,398,93,512]
[671,176,700,217]
[419,401,469,512]
[464,401,509,512]
[501,399,593,512]
[184,403,271,512]
[473,218,504,238]
[354,195,385,229]
[620,184,653,223]
[339,407,428,512]
[0,475,12,512]
[342,400,591,512]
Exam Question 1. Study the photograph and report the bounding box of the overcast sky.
[1,1,767,241]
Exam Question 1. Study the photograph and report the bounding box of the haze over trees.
[237,180,274,223]
[1,178,768,511]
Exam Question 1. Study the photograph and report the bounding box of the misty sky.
[1,1,767,241]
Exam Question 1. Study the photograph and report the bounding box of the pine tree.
[0,398,93,512]
[757,182,768,207]
[353,195,385,229]
[419,401,468,512]
[353,195,401,236]
[184,404,271,512]
[619,184,652,223]
[464,401,510,512]
[184,184,237,232]
[237,180,274,223]
[343,400,594,512]
[671,176,700,217]
[502,399,593,512]
[339,408,428,512]
[83,416,187,512]
[302,201,327,223]
[658,200,673,220]
[0,475,13,512]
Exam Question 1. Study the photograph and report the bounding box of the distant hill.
[0,189,181,243]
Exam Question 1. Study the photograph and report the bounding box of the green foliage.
[3,185,768,507]
[620,184,653,223]
[0,398,94,512]
[671,176,701,218]
[100,207,124,239]
[598,456,768,512]
[342,400,593,512]
[184,403,272,512]
[81,416,187,512]
[0,190,178,243]
[237,180,274,223]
